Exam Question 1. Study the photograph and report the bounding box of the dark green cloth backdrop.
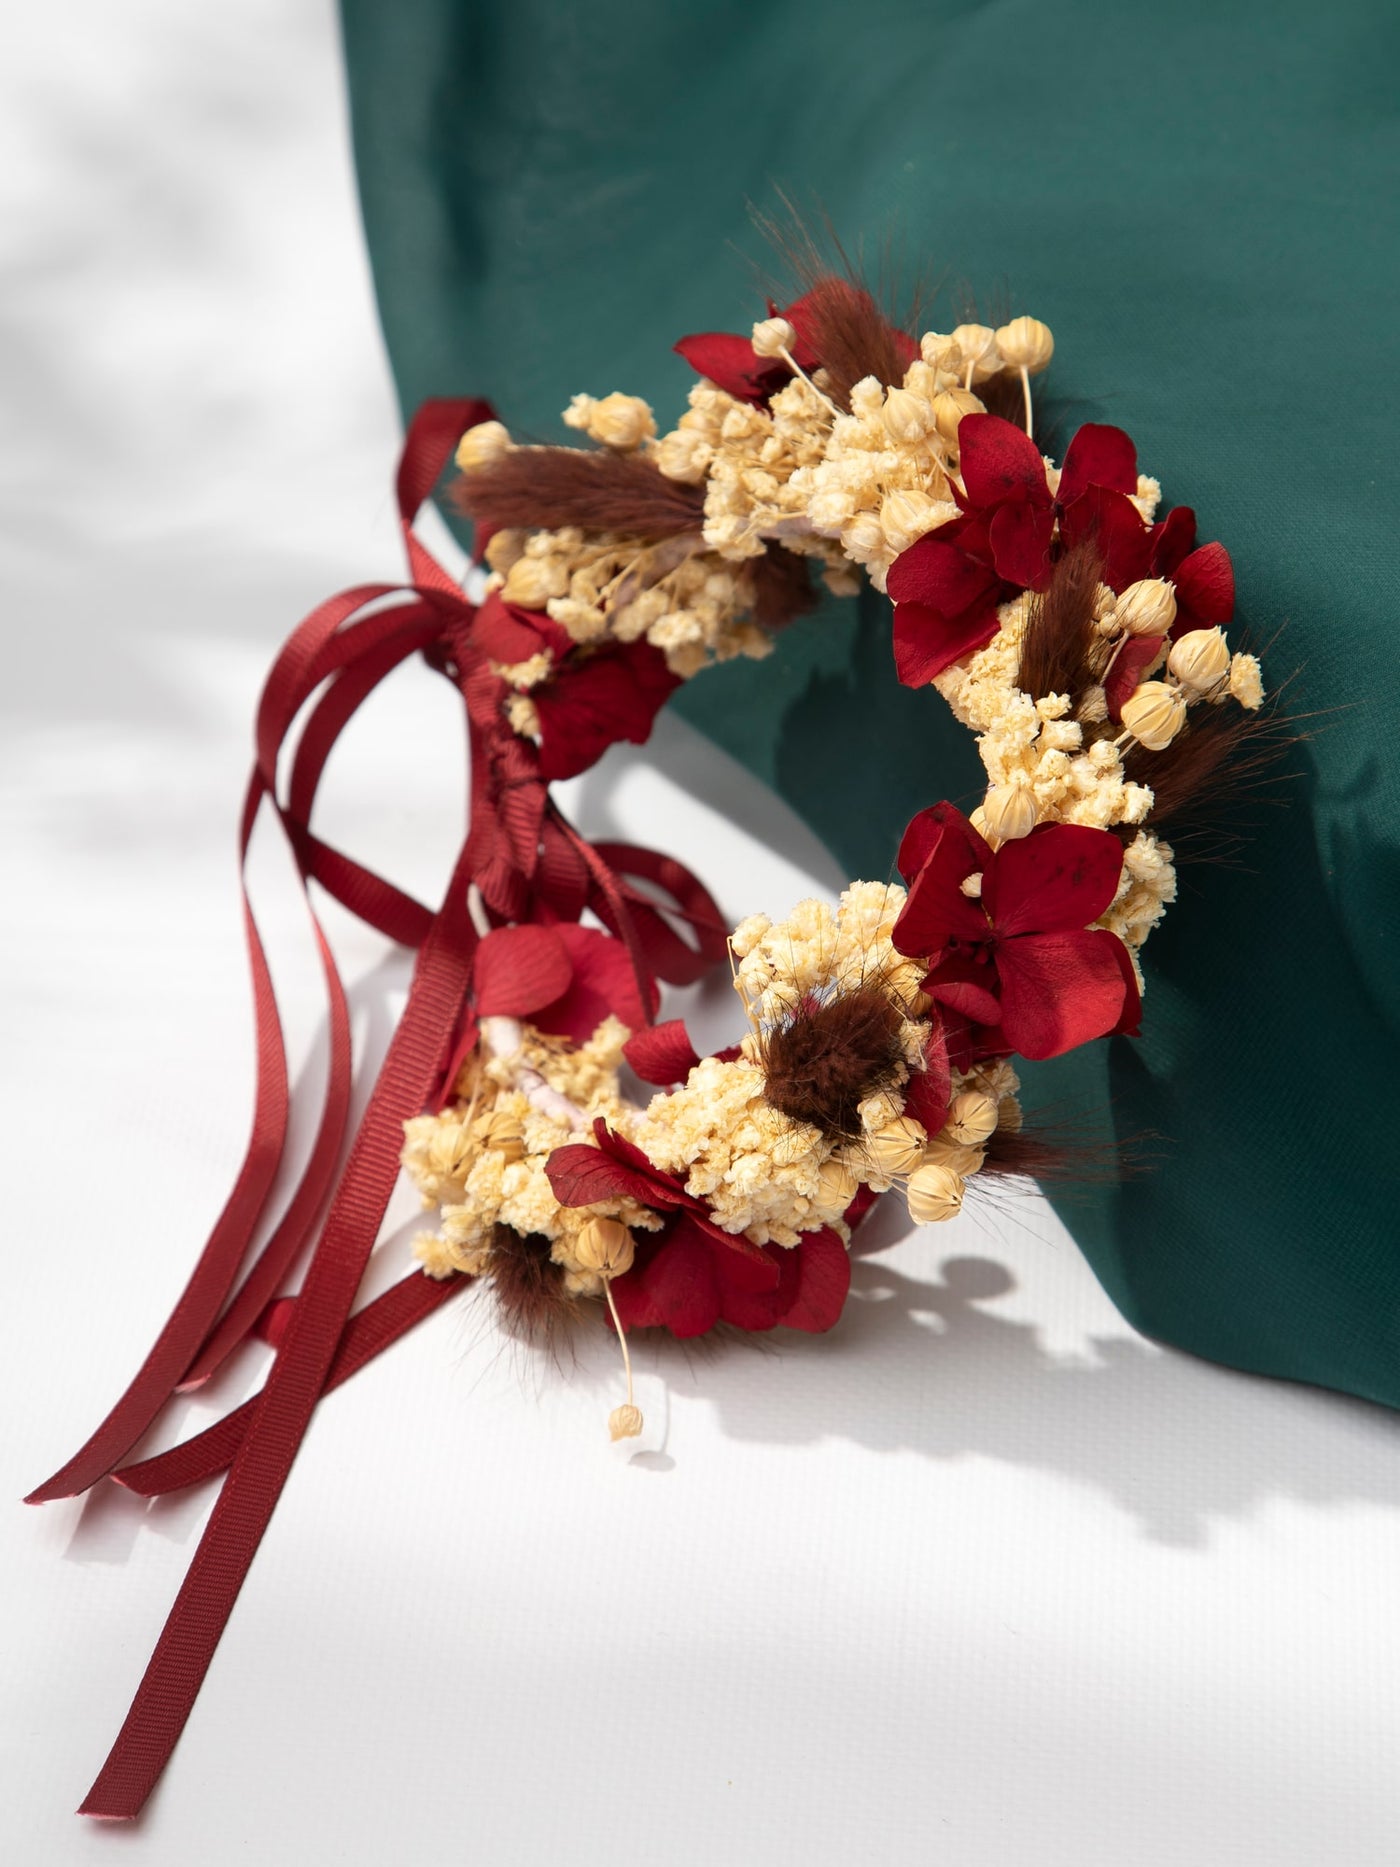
[338,0,1400,1406]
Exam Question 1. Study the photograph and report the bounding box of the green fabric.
[338,0,1400,1405]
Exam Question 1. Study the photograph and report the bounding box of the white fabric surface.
[5,5,1400,1862]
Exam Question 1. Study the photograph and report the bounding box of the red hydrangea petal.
[1058,423,1138,504]
[610,1223,719,1337]
[984,823,1125,937]
[716,1275,791,1333]
[588,1124,770,1261]
[958,414,1051,509]
[1104,635,1165,720]
[1058,484,1152,591]
[893,815,991,955]
[590,1119,683,1189]
[1106,931,1143,1037]
[892,598,1001,686]
[473,924,573,1018]
[473,590,572,663]
[1171,541,1235,628]
[544,1141,664,1209]
[535,643,681,782]
[887,531,992,611]
[1148,504,1197,578]
[547,1119,688,1211]
[778,1227,852,1332]
[673,331,789,404]
[988,499,1055,589]
[902,1022,952,1134]
[843,1183,880,1232]
[969,1024,1013,1066]
[891,328,920,369]
[532,923,651,1044]
[622,1019,701,1085]
[923,965,1002,1027]
[896,801,992,881]
[995,929,1136,1059]
[709,1230,783,1296]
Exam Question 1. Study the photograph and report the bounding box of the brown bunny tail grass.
[1018,542,1104,703]
[749,542,820,628]
[760,978,910,1142]
[485,1226,579,1348]
[455,445,706,538]
[1125,680,1305,853]
[751,197,931,410]
[978,1110,1159,1190]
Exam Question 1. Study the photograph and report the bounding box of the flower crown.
[30,269,1270,1822]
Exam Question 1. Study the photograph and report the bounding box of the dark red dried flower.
[472,590,680,783]
[892,802,1140,1061]
[609,1214,851,1338]
[759,979,908,1140]
[886,415,1236,696]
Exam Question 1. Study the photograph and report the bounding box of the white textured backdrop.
[4,5,1400,1863]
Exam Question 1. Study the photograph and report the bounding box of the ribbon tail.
[78,852,479,1821]
[116,1271,473,1497]
[25,775,291,1503]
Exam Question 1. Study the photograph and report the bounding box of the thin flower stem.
[602,1277,634,1408]
[1020,365,1033,437]
[1100,632,1130,683]
[778,346,840,418]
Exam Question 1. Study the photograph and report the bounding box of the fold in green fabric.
[339,0,1400,1405]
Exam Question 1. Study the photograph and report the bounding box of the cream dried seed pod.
[751,316,795,359]
[943,1090,999,1147]
[817,1156,860,1209]
[587,392,657,451]
[472,1110,526,1163]
[841,511,887,557]
[981,784,1038,844]
[932,387,985,443]
[1120,681,1188,751]
[1114,578,1177,637]
[881,387,931,443]
[502,555,567,609]
[922,1135,985,1177]
[949,322,1000,383]
[880,489,944,554]
[995,316,1055,374]
[454,420,511,472]
[654,429,712,483]
[1168,627,1231,694]
[609,1404,644,1442]
[919,331,962,371]
[427,1123,476,1180]
[907,1161,965,1224]
[573,1217,635,1278]
[1229,652,1264,709]
[868,1117,928,1178]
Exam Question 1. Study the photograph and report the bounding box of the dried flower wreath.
[29,265,1270,1821]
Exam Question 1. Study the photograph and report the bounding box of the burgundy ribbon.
[28,398,730,1820]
